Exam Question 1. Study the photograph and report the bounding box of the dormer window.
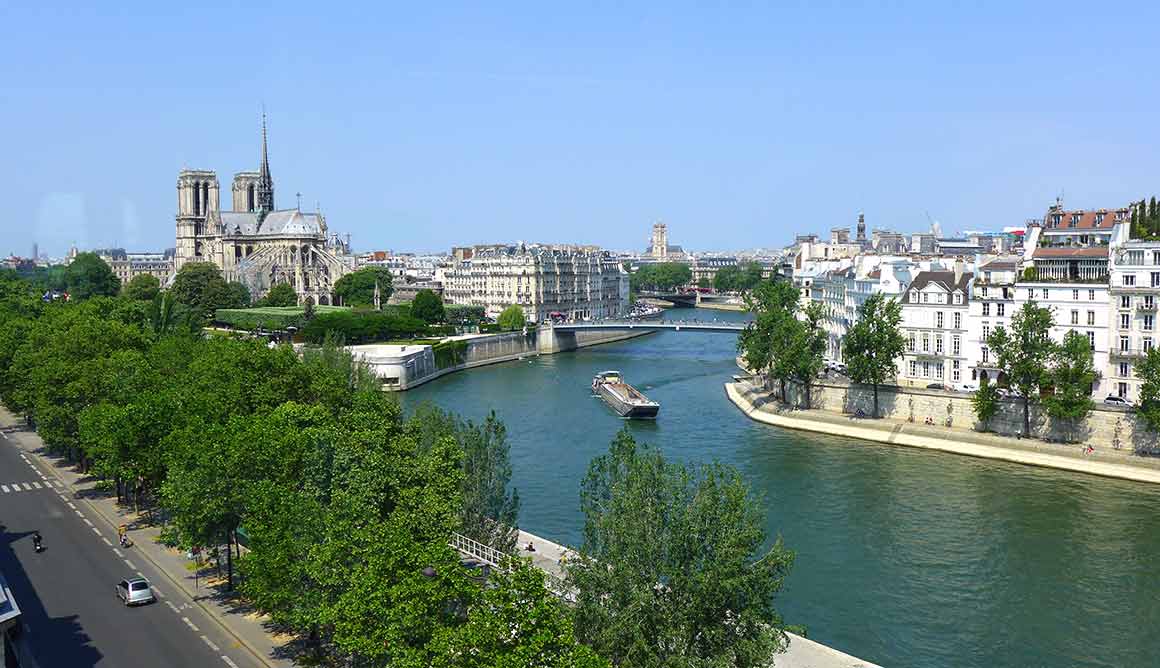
[954,293,963,304]
[1072,213,1082,226]
[1051,214,1062,227]
[1096,213,1106,225]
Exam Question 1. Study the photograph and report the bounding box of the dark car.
[926,382,946,390]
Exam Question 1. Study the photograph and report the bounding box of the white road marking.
[221,656,239,668]
[101,537,112,546]
[74,510,84,518]
[31,481,41,489]
[91,527,101,536]
[153,588,164,598]
[166,600,180,612]
[67,502,76,509]
[181,617,200,632]
[2,432,9,440]
[113,548,123,557]
[201,636,220,652]
[53,480,63,487]
[82,518,93,526]
[123,558,136,569]
[136,571,144,578]
[1,485,8,493]
[21,483,32,491]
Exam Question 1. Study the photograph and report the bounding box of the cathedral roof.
[218,209,325,237]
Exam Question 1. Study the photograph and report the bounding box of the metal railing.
[449,531,578,601]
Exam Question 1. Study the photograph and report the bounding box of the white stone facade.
[442,244,629,322]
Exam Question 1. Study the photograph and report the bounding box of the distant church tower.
[650,222,669,259]
[254,113,275,216]
[857,212,866,243]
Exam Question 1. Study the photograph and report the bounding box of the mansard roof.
[902,270,973,304]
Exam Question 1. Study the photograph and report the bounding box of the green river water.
[401,307,1160,667]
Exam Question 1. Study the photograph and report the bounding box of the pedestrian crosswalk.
[1,480,63,493]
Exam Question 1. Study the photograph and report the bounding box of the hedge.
[300,310,430,344]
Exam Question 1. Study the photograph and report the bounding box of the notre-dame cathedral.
[174,117,353,304]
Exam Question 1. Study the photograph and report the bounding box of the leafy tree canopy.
[411,288,446,324]
[987,301,1054,435]
[65,252,120,300]
[334,266,393,307]
[260,282,298,307]
[844,293,906,417]
[170,262,239,318]
[123,273,160,301]
[629,262,692,292]
[497,304,526,331]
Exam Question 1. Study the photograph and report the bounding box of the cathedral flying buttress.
[173,116,354,305]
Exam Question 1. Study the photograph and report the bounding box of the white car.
[116,577,156,606]
[952,383,977,393]
[1103,395,1132,408]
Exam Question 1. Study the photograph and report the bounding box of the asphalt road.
[0,425,261,668]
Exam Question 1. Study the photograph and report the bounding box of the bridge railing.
[449,531,578,600]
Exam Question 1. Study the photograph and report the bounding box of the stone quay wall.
[765,377,1159,457]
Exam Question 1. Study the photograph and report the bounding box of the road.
[0,422,262,668]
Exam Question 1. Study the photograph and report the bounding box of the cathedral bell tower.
[175,170,219,270]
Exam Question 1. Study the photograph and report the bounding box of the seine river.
[401,307,1160,668]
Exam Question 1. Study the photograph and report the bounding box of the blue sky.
[3,2,1158,257]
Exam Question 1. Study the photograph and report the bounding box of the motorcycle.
[33,533,44,553]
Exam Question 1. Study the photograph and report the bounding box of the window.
[952,335,961,356]
[1071,310,1079,325]
[923,293,929,304]
[935,363,944,380]
[1122,313,1131,329]
[1146,315,1154,331]
[1120,362,1130,377]
[1027,289,1034,299]
[908,333,916,352]
[1148,296,1156,309]
[909,360,917,377]
[1122,295,1132,309]
[1089,289,1096,301]
[982,347,990,363]
[1152,272,1160,288]
[1124,274,1136,287]
[952,360,961,381]
[982,286,989,297]
[997,304,1005,317]
[1087,331,1095,350]
[954,312,962,329]
[1128,250,1145,265]
[1153,250,1160,265]
[1088,311,1095,326]
[954,294,962,304]
[1146,337,1155,352]
[922,361,931,378]
[1119,382,1128,398]
[982,324,991,340]
[937,312,944,328]
[1073,289,1080,300]
[910,290,917,302]
[1121,336,1130,352]
[935,336,944,354]
[922,334,930,353]
[982,303,990,317]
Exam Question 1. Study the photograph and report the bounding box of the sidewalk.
[0,407,296,668]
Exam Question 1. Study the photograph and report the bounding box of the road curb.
[15,438,279,668]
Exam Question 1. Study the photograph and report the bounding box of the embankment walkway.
[726,381,1160,485]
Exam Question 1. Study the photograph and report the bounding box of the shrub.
[300,310,429,344]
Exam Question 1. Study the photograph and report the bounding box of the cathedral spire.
[256,111,275,217]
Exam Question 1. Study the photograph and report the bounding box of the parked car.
[1103,395,1132,407]
[116,577,155,606]
[952,383,977,393]
[925,382,946,390]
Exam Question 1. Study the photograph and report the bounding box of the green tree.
[259,281,298,307]
[843,293,906,417]
[629,262,692,292]
[971,376,1001,432]
[497,304,526,331]
[1136,348,1160,432]
[123,273,160,301]
[785,301,827,408]
[170,262,233,318]
[568,429,793,668]
[1044,329,1097,441]
[987,301,1055,437]
[333,266,394,307]
[431,562,608,668]
[411,288,446,324]
[714,265,742,292]
[1022,266,1038,281]
[696,277,711,289]
[739,260,764,290]
[738,279,803,401]
[225,281,251,308]
[65,252,121,300]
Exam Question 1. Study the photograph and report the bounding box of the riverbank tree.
[1044,329,1098,441]
[1136,349,1160,431]
[971,377,1001,431]
[497,304,526,331]
[629,262,692,292]
[986,301,1054,436]
[844,293,906,418]
[568,429,794,667]
[739,279,802,401]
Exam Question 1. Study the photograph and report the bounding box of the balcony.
[1111,348,1149,360]
[1137,302,1158,312]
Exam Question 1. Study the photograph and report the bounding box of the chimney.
[953,258,964,286]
